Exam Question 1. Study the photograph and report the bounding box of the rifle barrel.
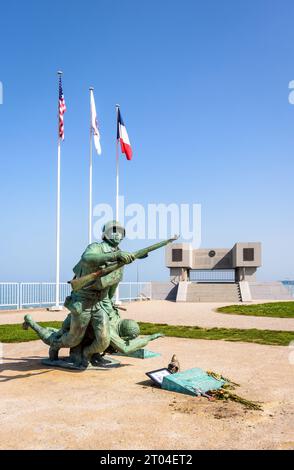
[70,235,179,291]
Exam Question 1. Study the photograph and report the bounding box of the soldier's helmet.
[102,220,126,242]
[118,319,140,339]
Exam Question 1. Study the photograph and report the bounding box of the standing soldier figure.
[50,220,134,361]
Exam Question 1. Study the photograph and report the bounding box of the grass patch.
[0,322,62,343]
[217,302,294,318]
[0,321,293,346]
[138,322,294,346]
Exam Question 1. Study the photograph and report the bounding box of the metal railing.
[19,283,72,309]
[0,283,19,309]
[0,282,152,310]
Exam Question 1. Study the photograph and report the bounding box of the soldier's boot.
[23,315,55,345]
[80,356,90,368]
[69,345,89,369]
[49,345,60,361]
[80,348,91,368]
[90,353,113,367]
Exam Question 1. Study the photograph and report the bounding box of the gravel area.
[0,337,293,450]
[1,300,293,450]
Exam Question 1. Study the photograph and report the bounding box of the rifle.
[69,235,179,292]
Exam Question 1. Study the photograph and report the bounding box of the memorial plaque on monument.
[161,367,225,396]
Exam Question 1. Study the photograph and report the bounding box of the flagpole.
[52,71,63,311]
[115,104,120,221]
[89,87,94,244]
[115,104,120,304]
[55,138,61,308]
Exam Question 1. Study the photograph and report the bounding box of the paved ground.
[127,300,294,331]
[1,300,294,331]
[1,300,293,450]
[1,337,293,450]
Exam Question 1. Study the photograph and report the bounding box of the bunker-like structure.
[150,242,292,302]
[165,242,261,283]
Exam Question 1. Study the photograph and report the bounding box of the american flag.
[58,75,66,140]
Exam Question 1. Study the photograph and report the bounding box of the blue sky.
[0,0,293,282]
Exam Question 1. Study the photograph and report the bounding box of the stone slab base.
[114,349,161,359]
[41,355,121,370]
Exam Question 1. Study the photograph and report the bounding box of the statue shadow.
[136,379,159,389]
[0,356,53,382]
[0,356,131,382]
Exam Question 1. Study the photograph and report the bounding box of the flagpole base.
[48,305,64,312]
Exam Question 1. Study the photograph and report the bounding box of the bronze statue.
[23,221,177,369]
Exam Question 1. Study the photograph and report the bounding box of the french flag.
[117,107,133,160]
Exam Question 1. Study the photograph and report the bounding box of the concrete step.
[186,283,241,302]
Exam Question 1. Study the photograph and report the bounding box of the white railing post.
[20,283,23,309]
[17,283,20,309]
[39,282,42,308]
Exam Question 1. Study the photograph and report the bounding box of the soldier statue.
[23,220,165,369]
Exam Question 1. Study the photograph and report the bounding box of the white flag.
[90,89,101,155]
